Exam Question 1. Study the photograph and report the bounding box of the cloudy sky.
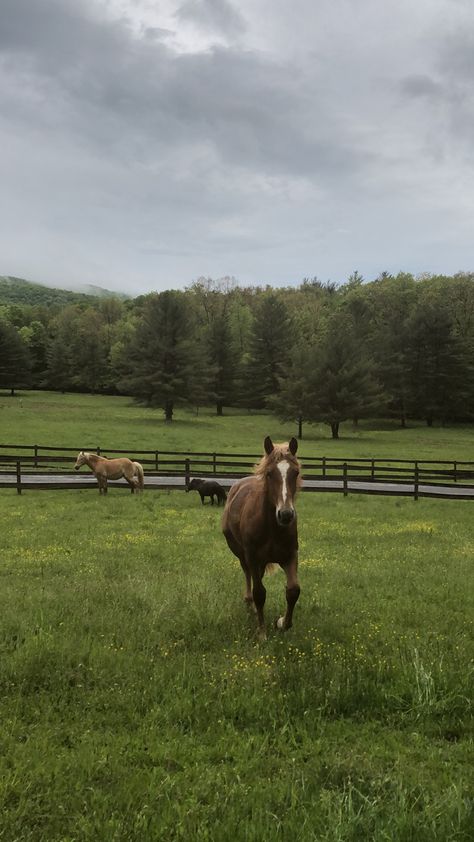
[1,0,473,295]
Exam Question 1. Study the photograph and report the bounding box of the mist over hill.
[0,276,129,308]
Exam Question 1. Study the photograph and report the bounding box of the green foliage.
[0,275,125,309]
[307,313,384,437]
[242,293,294,409]
[406,292,474,424]
[118,291,214,420]
[1,273,474,427]
[273,314,384,438]
[19,320,48,386]
[188,279,238,413]
[0,319,31,392]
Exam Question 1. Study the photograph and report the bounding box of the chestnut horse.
[222,436,301,640]
[74,451,144,494]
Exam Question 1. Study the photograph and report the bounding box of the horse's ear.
[288,437,298,455]
[264,436,274,455]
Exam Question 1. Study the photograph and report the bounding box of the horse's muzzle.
[74,466,80,470]
[277,508,295,526]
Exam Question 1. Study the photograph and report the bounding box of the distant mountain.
[74,283,130,299]
[0,276,129,308]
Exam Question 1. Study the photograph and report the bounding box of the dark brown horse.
[186,478,227,506]
[74,451,144,494]
[222,436,301,640]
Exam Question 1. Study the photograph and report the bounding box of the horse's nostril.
[278,508,294,525]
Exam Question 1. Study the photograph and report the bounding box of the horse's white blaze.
[277,460,290,510]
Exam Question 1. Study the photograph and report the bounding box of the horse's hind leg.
[125,473,138,494]
[276,557,300,631]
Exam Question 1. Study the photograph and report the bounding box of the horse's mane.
[254,443,301,479]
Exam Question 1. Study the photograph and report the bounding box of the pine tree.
[241,293,293,409]
[307,314,383,438]
[188,278,236,414]
[118,291,213,421]
[406,300,474,424]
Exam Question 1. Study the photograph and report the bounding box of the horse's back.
[103,456,135,480]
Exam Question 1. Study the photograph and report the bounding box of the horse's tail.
[133,461,145,491]
[265,563,280,576]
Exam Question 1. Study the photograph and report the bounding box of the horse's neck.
[86,453,102,467]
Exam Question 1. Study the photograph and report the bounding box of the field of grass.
[1,390,474,462]
[0,487,473,840]
[0,391,473,839]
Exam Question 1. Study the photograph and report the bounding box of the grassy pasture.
[1,493,473,840]
[1,389,474,461]
[0,392,473,839]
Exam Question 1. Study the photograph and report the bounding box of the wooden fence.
[0,443,473,499]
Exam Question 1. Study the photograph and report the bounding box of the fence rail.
[0,443,473,499]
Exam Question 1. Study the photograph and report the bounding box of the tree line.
[1,271,473,437]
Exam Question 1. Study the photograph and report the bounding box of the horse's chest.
[260,530,297,565]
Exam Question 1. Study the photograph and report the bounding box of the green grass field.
[1,390,474,461]
[0,392,473,840]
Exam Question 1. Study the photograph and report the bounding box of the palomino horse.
[74,451,144,494]
[222,436,301,639]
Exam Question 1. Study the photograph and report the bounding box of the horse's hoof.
[257,628,267,643]
[275,616,286,631]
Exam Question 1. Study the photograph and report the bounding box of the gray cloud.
[175,0,246,38]
[0,0,473,293]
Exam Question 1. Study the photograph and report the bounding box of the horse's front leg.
[249,561,267,641]
[276,556,300,631]
[239,558,253,605]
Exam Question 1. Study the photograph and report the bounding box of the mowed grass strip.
[0,489,472,841]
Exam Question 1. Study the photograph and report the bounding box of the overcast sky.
[1,0,473,295]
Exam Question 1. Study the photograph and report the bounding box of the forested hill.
[0,276,128,308]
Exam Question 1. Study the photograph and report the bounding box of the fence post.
[213,453,217,474]
[322,457,326,479]
[16,460,21,495]
[96,446,101,456]
[185,458,190,489]
[34,444,38,469]
[371,459,375,481]
[155,451,159,472]
[414,462,419,501]
[453,461,457,483]
[343,462,348,497]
